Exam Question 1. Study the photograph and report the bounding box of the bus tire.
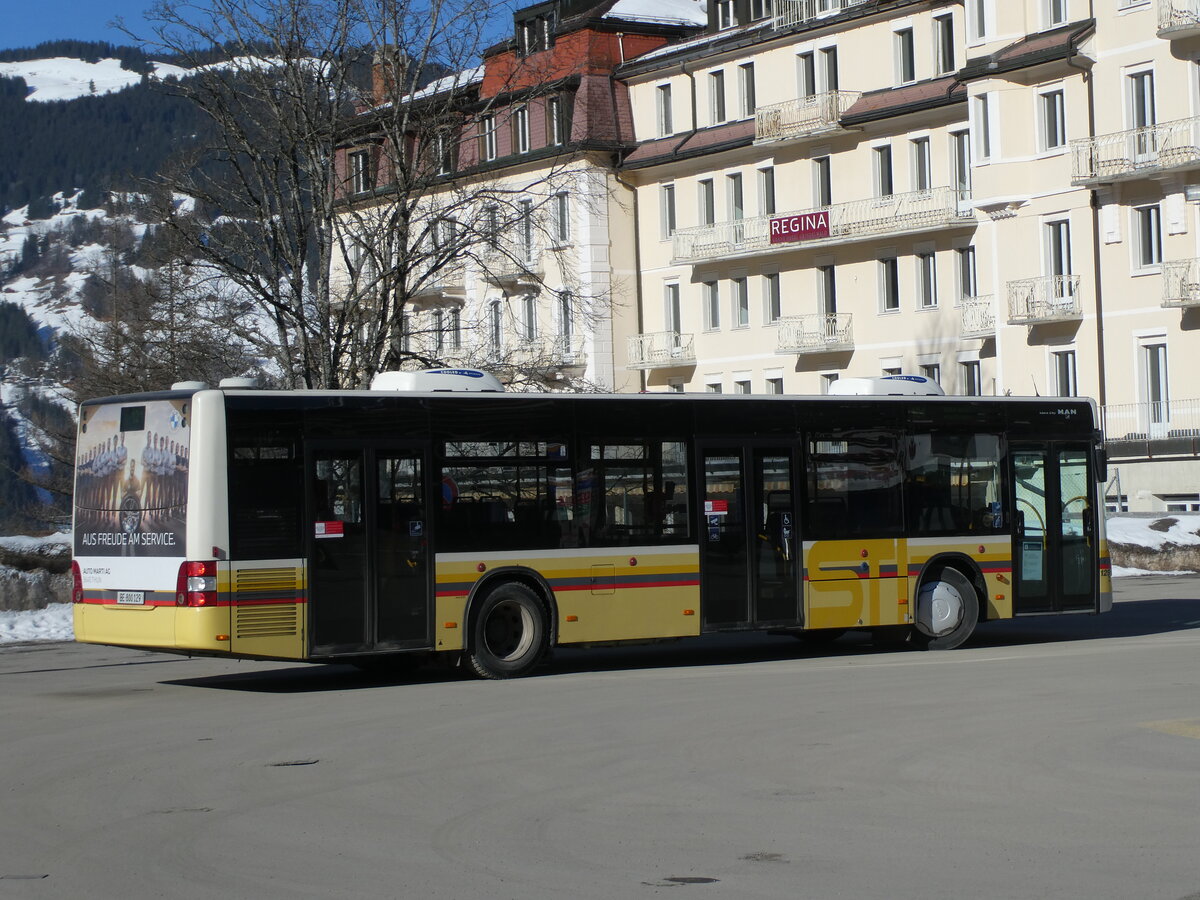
[913,568,979,651]
[465,582,549,679]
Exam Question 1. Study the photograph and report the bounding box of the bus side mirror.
[1095,446,1107,483]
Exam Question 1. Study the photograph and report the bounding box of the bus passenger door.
[308,445,431,655]
[1011,444,1096,614]
[699,446,800,629]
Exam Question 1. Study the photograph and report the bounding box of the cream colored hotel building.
[616,0,1200,512]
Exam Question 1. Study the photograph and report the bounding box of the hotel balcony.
[512,333,587,368]
[1104,399,1200,445]
[775,313,853,354]
[1007,276,1083,325]
[411,260,466,303]
[627,331,696,370]
[1162,258,1200,308]
[672,188,975,265]
[481,245,543,290]
[1070,115,1200,185]
[958,296,996,338]
[1158,0,1200,38]
[754,91,860,145]
[772,0,870,30]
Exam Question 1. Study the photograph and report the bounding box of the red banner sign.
[770,211,830,244]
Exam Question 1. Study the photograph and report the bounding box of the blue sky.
[5,0,155,50]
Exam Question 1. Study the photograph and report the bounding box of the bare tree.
[128,0,624,390]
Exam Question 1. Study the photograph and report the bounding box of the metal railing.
[1162,258,1200,308]
[958,296,995,337]
[1071,114,1200,183]
[776,313,853,353]
[481,244,543,287]
[1103,398,1200,442]
[627,331,696,369]
[411,259,466,300]
[1158,0,1200,36]
[754,91,861,143]
[772,0,870,30]
[672,187,974,264]
[513,333,586,367]
[1007,275,1082,324]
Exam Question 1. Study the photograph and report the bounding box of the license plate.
[116,591,145,606]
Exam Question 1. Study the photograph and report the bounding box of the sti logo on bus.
[770,211,830,244]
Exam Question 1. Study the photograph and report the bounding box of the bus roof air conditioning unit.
[370,368,505,392]
[827,375,945,396]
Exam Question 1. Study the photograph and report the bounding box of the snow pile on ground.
[0,603,73,643]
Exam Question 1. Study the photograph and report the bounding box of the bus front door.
[308,445,431,655]
[700,446,801,629]
[1011,444,1097,614]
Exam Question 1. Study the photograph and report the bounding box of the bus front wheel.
[913,568,979,651]
[466,582,549,679]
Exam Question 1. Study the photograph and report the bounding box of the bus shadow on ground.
[161,590,1200,694]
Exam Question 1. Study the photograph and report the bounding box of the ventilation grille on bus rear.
[235,604,299,639]
[234,567,301,593]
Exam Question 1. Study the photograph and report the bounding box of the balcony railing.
[672,188,974,264]
[411,260,466,302]
[1071,115,1200,184]
[1007,275,1082,324]
[513,333,587,367]
[627,331,696,370]
[1104,399,1200,443]
[776,313,853,354]
[1162,258,1200,308]
[958,296,996,338]
[482,245,543,289]
[754,91,861,144]
[772,0,870,30]
[1158,0,1200,38]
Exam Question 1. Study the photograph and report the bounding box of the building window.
[709,70,727,125]
[547,96,564,146]
[1045,0,1067,28]
[967,0,990,42]
[961,361,982,396]
[911,137,931,191]
[519,198,535,262]
[727,172,744,221]
[764,272,781,323]
[734,379,752,394]
[934,14,955,75]
[819,264,837,314]
[558,291,573,339]
[449,308,462,349]
[488,300,503,349]
[880,257,900,311]
[349,149,372,194]
[513,105,530,154]
[738,63,756,118]
[668,379,685,393]
[1045,220,1073,279]
[797,52,816,98]
[957,246,978,299]
[765,377,784,394]
[552,192,570,244]
[433,132,453,176]
[521,294,537,341]
[814,156,832,206]
[917,252,937,308]
[952,130,972,196]
[661,184,677,239]
[1134,204,1163,270]
[1141,340,1169,432]
[895,28,916,85]
[481,115,497,161]
[716,0,737,29]
[732,277,749,328]
[1053,350,1077,396]
[1128,70,1156,130]
[704,281,720,330]
[758,166,776,215]
[656,84,673,137]
[699,179,716,226]
[665,282,682,335]
[820,373,839,394]
[974,95,993,161]
[707,380,723,394]
[874,145,894,197]
[1039,89,1066,151]
[821,47,839,91]
[516,12,554,55]
[920,363,941,385]
[751,0,774,21]
[1163,495,1200,512]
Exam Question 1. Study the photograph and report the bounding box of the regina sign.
[770,211,830,244]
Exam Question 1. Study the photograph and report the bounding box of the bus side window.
[584,441,691,547]
[806,430,903,539]
[904,433,1003,535]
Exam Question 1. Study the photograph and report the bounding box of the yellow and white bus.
[71,371,1112,678]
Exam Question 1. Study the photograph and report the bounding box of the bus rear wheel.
[912,568,979,651]
[466,582,549,679]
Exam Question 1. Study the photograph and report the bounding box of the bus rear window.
[120,406,146,432]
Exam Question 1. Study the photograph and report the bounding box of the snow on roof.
[605,0,707,27]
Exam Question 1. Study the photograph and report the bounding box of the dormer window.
[517,9,555,56]
[716,0,738,29]
[349,149,373,194]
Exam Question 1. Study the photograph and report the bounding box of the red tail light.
[176,560,218,607]
[71,560,84,604]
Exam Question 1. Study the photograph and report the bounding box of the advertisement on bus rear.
[74,399,190,559]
